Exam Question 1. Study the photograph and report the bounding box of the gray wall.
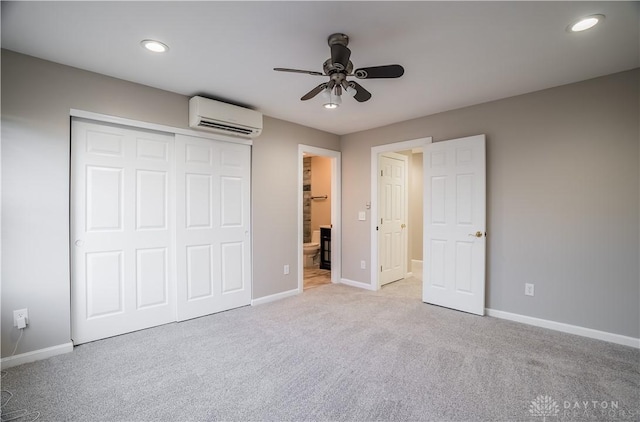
[252,119,339,299]
[0,49,338,358]
[2,48,638,360]
[341,69,639,338]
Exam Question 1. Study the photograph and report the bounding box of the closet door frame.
[70,110,253,344]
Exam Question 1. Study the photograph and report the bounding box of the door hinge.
[381,170,383,177]
[380,266,383,272]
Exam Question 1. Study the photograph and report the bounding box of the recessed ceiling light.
[568,14,605,32]
[140,39,169,53]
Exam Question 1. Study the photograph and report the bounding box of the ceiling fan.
[274,33,404,109]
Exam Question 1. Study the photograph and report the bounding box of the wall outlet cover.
[525,283,535,296]
[13,308,29,327]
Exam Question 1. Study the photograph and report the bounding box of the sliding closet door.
[72,120,252,343]
[71,119,176,344]
[175,134,252,321]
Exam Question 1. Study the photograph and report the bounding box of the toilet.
[303,230,321,268]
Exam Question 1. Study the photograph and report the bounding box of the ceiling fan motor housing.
[323,59,353,78]
[327,33,349,47]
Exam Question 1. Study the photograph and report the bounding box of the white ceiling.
[2,1,638,135]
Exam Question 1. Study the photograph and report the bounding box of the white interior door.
[423,135,486,315]
[378,153,408,286]
[71,120,176,344]
[175,134,251,321]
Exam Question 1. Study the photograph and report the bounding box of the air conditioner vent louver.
[189,96,262,139]
[198,120,253,136]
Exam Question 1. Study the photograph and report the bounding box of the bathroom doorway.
[297,145,341,292]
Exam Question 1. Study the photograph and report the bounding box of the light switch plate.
[358,211,366,221]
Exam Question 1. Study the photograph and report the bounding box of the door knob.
[468,231,483,238]
[401,224,406,229]
[75,240,84,247]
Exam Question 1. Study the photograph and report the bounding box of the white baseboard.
[251,288,299,306]
[340,278,377,291]
[486,308,640,349]
[1,342,74,369]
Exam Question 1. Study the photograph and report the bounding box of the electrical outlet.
[13,308,28,328]
[283,264,290,275]
[525,283,535,296]
[360,260,366,269]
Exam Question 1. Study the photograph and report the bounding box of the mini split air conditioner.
[189,96,263,139]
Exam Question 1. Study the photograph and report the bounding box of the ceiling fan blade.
[348,81,372,102]
[301,83,328,101]
[330,44,351,70]
[274,68,324,76]
[354,65,404,79]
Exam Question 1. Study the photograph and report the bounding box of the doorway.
[297,145,341,293]
[370,137,432,291]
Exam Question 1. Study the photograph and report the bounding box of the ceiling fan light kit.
[322,87,341,109]
[274,33,404,109]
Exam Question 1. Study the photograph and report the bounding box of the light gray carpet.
[1,281,638,421]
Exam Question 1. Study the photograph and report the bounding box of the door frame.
[297,145,342,293]
[69,109,253,343]
[370,137,432,290]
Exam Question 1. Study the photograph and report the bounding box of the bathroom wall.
[310,156,332,233]
[303,157,312,243]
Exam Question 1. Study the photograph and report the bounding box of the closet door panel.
[71,119,175,344]
[176,134,251,320]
